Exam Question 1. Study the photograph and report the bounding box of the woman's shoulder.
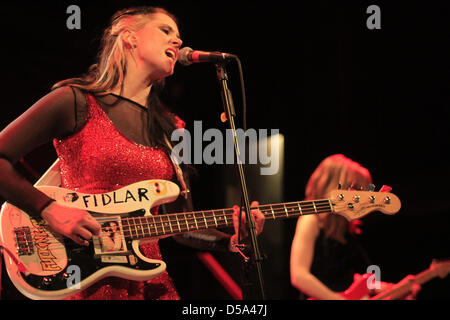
[39,85,74,103]
[299,213,320,225]
[20,85,80,118]
[43,86,91,135]
[42,85,88,106]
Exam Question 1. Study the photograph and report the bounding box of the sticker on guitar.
[94,216,127,255]
[29,217,62,272]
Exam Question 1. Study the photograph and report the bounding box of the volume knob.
[42,277,53,286]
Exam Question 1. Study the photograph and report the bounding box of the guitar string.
[16,203,333,247]
[121,204,332,238]
[120,202,331,231]
[15,204,333,247]
[16,202,334,247]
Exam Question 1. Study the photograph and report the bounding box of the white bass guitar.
[0,178,401,300]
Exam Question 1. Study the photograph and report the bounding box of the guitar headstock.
[430,259,450,279]
[329,189,401,221]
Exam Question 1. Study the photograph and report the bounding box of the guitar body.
[308,259,450,300]
[340,273,372,300]
[308,273,371,300]
[0,179,180,300]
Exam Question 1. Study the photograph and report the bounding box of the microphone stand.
[214,61,266,300]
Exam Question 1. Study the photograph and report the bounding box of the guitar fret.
[167,215,177,235]
[270,204,275,219]
[202,211,208,228]
[159,216,165,234]
[297,202,303,215]
[147,216,154,235]
[128,218,135,239]
[133,217,139,238]
[142,217,149,237]
[143,217,150,237]
[122,219,130,239]
[166,215,173,234]
[175,214,181,233]
[184,213,189,231]
[134,217,140,237]
[205,211,213,227]
[328,199,333,213]
[216,210,227,227]
[223,210,228,225]
[212,211,218,227]
[272,204,285,218]
[127,219,134,239]
[299,202,313,214]
[142,217,147,237]
[141,217,148,237]
[193,213,199,230]
[283,204,289,217]
[136,217,143,237]
[187,213,196,230]
[147,217,154,236]
[152,216,159,236]
[312,201,318,214]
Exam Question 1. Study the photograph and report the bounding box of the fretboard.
[120,199,333,241]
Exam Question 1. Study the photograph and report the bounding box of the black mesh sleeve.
[0,86,79,217]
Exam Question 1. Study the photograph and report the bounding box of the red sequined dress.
[53,93,180,300]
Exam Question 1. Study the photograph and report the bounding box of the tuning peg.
[379,185,392,193]
[349,183,361,191]
[367,184,375,191]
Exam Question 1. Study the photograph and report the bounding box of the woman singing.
[0,6,264,300]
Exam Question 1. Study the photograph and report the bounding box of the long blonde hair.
[53,6,176,94]
[305,154,373,243]
[52,6,179,148]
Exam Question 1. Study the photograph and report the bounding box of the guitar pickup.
[14,226,34,256]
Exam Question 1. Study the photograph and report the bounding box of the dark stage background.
[1,0,449,300]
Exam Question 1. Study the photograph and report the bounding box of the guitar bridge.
[14,226,34,256]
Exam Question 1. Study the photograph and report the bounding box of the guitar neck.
[371,267,438,300]
[120,199,333,241]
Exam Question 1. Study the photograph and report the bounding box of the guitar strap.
[164,135,190,199]
[34,159,62,187]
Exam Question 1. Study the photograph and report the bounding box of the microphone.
[178,47,236,66]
